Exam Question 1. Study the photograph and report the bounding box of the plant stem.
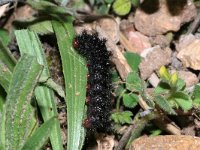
[116,89,126,112]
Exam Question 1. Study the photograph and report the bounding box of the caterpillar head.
[73,31,107,59]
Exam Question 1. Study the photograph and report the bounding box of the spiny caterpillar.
[73,31,112,132]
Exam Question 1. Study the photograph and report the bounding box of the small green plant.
[111,52,142,125]
[154,66,192,113]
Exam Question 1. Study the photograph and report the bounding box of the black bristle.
[73,31,112,133]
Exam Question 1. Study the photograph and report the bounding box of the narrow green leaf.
[0,86,6,112]
[123,93,138,108]
[0,86,6,150]
[0,60,12,92]
[0,40,16,71]
[126,71,143,92]
[154,95,176,115]
[0,29,10,46]
[52,19,87,150]
[113,0,131,16]
[28,20,53,35]
[13,17,53,35]
[27,0,73,15]
[15,30,63,150]
[192,85,200,107]
[21,117,57,150]
[5,54,42,149]
[124,52,141,71]
[39,77,65,98]
[126,113,156,149]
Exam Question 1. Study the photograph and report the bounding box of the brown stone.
[139,46,172,80]
[134,0,196,36]
[127,31,151,53]
[178,71,198,87]
[130,135,200,150]
[177,35,200,70]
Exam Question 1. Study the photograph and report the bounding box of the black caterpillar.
[73,31,112,132]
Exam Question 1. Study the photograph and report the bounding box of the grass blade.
[0,86,6,150]
[21,117,57,150]
[52,19,87,150]
[0,60,12,92]
[0,39,15,150]
[5,54,42,149]
[15,29,63,150]
[0,40,16,71]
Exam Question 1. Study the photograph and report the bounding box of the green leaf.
[28,20,53,35]
[113,0,131,16]
[111,111,133,124]
[159,66,171,82]
[192,85,200,107]
[154,81,170,95]
[39,77,65,98]
[13,17,53,35]
[0,39,16,149]
[123,93,138,108]
[113,71,125,96]
[15,30,63,150]
[27,0,73,15]
[126,120,145,148]
[193,98,200,107]
[131,0,140,7]
[171,92,192,111]
[115,84,126,97]
[98,4,110,15]
[0,60,12,92]
[0,29,10,46]
[126,113,157,149]
[126,71,143,92]
[149,129,162,136]
[0,86,6,150]
[105,0,114,3]
[192,85,200,99]
[176,78,185,91]
[52,18,87,150]
[5,54,42,149]
[124,52,141,72]
[154,95,176,115]
[0,86,6,112]
[0,40,16,72]
[170,72,178,87]
[21,117,57,150]
[112,70,121,83]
